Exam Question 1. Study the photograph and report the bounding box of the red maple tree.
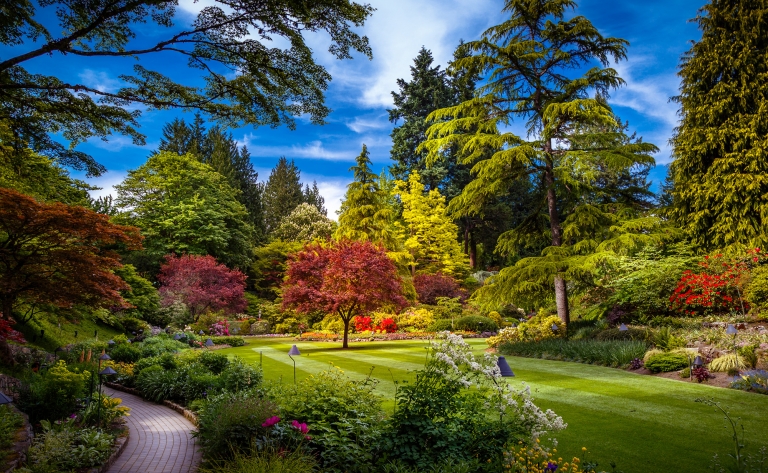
[413,273,467,305]
[282,240,407,348]
[158,254,247,321]
[0,188,143,322]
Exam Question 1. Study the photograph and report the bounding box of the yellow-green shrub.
[487,311,504,328]
[395,307,435,331]
[709,354,747,372]
[487,313,565,348]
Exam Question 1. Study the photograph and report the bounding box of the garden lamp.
[205,338,214,348]
[619,323,629,332]
[497,356,515,377]
[94,330,98,338]
[173,333,182,340]
[99,353,111,361]
[726,324,738,335]
[97,367,117,427]
[551,324,559,332]
[107,340,115,347]
[288,345,301,384]
[199,330,205,335]
[74,330,77,339]
[693,356,703,368]
[0,391,12,405]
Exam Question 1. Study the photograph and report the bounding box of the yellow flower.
[582,447,587,452]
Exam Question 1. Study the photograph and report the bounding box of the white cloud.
[346,114,390,133]
[86,135,157,152]
[78,69,122,93]
[238,135,359,161]
[85,170,128,200]
[611,57,680,129]
[302,174,351,220]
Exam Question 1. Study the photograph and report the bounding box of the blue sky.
[16,0,704,216]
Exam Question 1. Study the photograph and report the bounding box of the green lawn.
[219,337,768,473]
[17,317,124,352]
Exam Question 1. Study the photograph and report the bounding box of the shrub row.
[498,339,649,368]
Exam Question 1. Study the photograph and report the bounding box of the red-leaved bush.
[413,273,466,305]
[375,318,397,333]
[353,316,373,332]
[0,319,25,343]
[158,254,247,321]
[282,240,407,348]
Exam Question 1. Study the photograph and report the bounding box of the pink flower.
[261,416,280,428]
[290,420,309,434]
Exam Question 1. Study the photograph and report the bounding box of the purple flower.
[290,420,309,434]
[546,461,558,472]
[262,416,280,428]
[68,413,77,419]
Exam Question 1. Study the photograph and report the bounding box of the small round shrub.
[219,358,263,392]
[199,351,229,374]
[709,354,747,372]
[454,315,498,332]
[109,343,142,363]
[644,352,690,373]
[426,319,454,332]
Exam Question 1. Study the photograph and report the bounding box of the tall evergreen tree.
[263,157,304,235]
[669,0,768,252]
[158,118,193,156]
[336,145,399,248]
[421,0,658,323]
[302,181,327,216]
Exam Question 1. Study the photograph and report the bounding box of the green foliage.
[395,171,469,277]
[265,368,386,473]
[0,405,23,451]
[109,343,142,363]
[211,336,246,347]
[195,390,276,460]
[114,264,160,323]
[249,241,304,300]
[709,354,747,373]
[262,157,305,235]
[421,0,661,322]
[199,351,230,374]
[115,152,254,274]
[453,315,497,332]
[426,319,454,332]
[487,312,565,347]
[594,327,647,342]
[335,145,399,248]
[197,450,316,473]
[79,394,130,427]
[137,336,188,358]
[670,0,768,251]
[644,352,690,373]
[19,361,90,424]
[498,339,648,368]
[651,326,687,351]
[745,265,768,315]
[19,419,113,473]
[219,358,263,392]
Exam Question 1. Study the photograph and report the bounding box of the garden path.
[103,387,201,473]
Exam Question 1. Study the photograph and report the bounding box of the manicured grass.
[219,337,768,473]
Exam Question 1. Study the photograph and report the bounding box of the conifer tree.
[335,145,399,248]
[302,181,327,216]
[420,0,658,323]
[669,0,768,252]
[395,171,469,277]
[263,157,304,235]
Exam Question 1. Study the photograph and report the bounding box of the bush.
[746,266,768,315]
[395,308,435,331]
[109,343,142,363]
[595,327,647,341]
[195,390,277,460]
[414,273,466,305]
[644,352,690,373]
[211,336,246,347]
[19,361,90,424]
[199,351,230,374]
[709,354,747,372]
[219,358,263,392]
[426,319,454,332]
[498,339,648,368]
[0,405,23,451]
[21,419,114,473]
[265,368,385,473]
[486,312,565,347]
[454,315,497,333]
[138,336,188,357]
[136,365,179,403]
[730,369,768,394]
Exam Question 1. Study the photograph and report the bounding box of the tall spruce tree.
[263,157,305,235]
[420,0,658,323]
[335,145,399,248]
[669,0,768,252]
[302,181,327,216]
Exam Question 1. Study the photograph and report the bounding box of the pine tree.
[336,145,399,247]
[263,157,304,235]
[420,0,658,323]
[669,0,768,252]
[302,181,327,215]
[395,171,469,277]
[158,118,193,155]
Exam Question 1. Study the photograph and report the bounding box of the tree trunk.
[341,314,350,349]
[469,230,477,269]
[544,159,570,325]
[1,297,13,321]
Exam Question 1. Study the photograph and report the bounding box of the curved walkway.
[104,387,202,473]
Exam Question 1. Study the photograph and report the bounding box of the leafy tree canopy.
[114,264,160,321]
[0,188,142,320]
[115,151,254,274]
[669,0,768,252]
[273,203,335,243]
[249,239,303,301]
[283,240,407,348]
[0,0,374,176]
[158,254,247,321]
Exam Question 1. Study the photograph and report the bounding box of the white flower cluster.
[429,331,567,443]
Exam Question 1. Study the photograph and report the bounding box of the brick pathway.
[104,387,201,473]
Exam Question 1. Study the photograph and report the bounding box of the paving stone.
[104,388,201,473]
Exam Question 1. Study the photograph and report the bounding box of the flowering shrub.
[505,444,609,473]
[487,312,565,348]
[209,320,230,336]
[353,316,373,332]
[382,333,565,469]
[395,307,435,331]
[375,318,398,333]
[669,250,760,316]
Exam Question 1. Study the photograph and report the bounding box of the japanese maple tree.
[0,188,142,322]
[283,240,407,348]
[158,254,247,321]
[413,273,467,305]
